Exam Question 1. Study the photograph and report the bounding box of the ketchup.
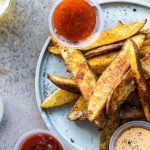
[52,0,96,42]
[19,133,64,150]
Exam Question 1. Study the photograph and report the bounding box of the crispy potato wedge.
[48,46,60,55]
[141,56,150,78]
[129,40,150,122]
[140,45,150,57]
[99,112,120,150]
[48,36,62,55]
[88,35,146,121]
[120,107,144,120]
[60,48,96,102]
[68,96,87,121]
[106,55,150,114]
[47,74,80,94]
[68,93,143,121]
[85,34,146,59]
[143,39,150,46]
[84,42,123,59]
[82,19,147,50]
[88,40,131,121]
[140,28,150,39]
[41,89,79,109]
[106,71,135,114]
[88,52,118,74]
[117,21,123,26]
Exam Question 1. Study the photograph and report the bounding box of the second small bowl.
[109,121,150,150]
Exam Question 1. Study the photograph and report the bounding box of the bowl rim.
[109,121,150,150]
[48,0,104,49]
[14,129,65,150]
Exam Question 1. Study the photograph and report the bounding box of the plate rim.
[35,0,150,149]
[99,0,150,8]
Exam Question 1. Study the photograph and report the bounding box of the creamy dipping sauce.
[115,128,150,150]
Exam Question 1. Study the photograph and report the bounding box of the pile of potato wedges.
[41,19,150,150]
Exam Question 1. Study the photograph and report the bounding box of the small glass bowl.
[109,121,150,150]
[48,0,104,49]
[14,129,65,150]
[0,0,12,18]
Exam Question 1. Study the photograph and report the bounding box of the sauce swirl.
[20,133,63,150]
[115,128,150,150]
[52,0,96,42]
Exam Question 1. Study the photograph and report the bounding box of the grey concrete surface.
[0,0,55,149]
[0,0,150,150]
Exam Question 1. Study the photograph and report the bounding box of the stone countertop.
[1,0,150,150]
[0,0,55,149]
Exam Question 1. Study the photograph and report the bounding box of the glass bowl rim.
[48,0,104,49]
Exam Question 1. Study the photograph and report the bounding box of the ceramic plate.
[35,0,150,149]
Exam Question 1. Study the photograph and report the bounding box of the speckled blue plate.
[35,1,150,150]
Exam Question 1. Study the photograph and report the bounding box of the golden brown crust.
[84,42,123,59]
[41,89,79,108]
[88,40,131,121]
[82,19,147,50]
[60,48,96,102]
[47,74,80,94]
[129,39,150,122]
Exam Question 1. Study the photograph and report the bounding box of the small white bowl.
[48,0,104,49]
[0,96,4,123]
[0,0,12,18]
[109,121,150,150]
[14,129,65,150]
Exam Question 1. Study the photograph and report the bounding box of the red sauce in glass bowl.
[19,133,64,150]
[52,0,96,42]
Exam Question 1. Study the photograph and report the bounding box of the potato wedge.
[99,112,120,150]
[106,71,135,114]
[143,39,150,46]
[88,40,132,121]
[41,89,79,109]
[140,28,150,39]
[68,94,144,121]
[119,107,144,120]
[82,19,147,50]
[88,52,118,74]
[48,46,60,55]
[68,96,87,121]
[48,36,62,55]
[106,55,150,114]
[84,42,123,59]
[88,35,146,121]
[60,48,96,102]
[117,21,123,26]
[141,56,150,78]
[140,45,150,57]
[47,74,80,94]
[129,40,150,122]
[85,34,146,59]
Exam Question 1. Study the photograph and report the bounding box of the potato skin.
[82,19,147,50]
[41,89,79,109]
[61,48,97,102]
[48,74,80,94]
[129,40,150,122]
